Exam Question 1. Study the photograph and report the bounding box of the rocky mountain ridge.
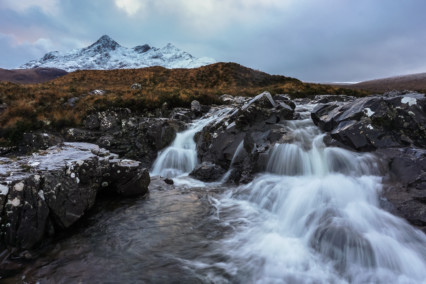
[20,35,216,72]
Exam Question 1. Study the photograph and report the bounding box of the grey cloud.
[1,0,426,82]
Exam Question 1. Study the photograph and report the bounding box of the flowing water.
[6,104,426,283]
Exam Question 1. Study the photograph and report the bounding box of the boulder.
[189,162,226,182]
[19,132,63,153]
[0,142,150,250]
[191,100,202,116]
[66,108,185,168]
[378,148,426,232]
[311,92,426,151]
[195,92,296,184]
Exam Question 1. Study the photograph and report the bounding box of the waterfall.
[189,108,426,283]
[151,108,231,178]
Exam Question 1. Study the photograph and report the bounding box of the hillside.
[0,62,365,145]
[341,72,426,93]
[0,68,67,84]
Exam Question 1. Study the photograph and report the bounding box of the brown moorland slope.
[0,62,366,145]
[0,67,68,84]
[340,72,426,93]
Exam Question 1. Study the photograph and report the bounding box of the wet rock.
[19,132,63,153]
[105,159,150,197]
[189,162,226,182]
[311,92,426,151]
[379,148,426,231]
[66,108,185,168]
[196,92,296,184]
[0,143,150,250]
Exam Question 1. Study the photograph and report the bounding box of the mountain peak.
[88,35,120,51]
[20,36,216,71]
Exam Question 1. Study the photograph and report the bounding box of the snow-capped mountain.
[20,35,216,71]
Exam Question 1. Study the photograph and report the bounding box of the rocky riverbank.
[0,142,149,268]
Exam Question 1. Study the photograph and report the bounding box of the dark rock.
[66,109,185,168]
[379,148,426,230]
[311,92,426,151]
[164,178,174,185]
[20,132,63,153]
[105,160,150,197]
[0,143,150,251]
[169,108,193,123]
[196,92,296,184]
[191,100,202,116]
[189,162,226,182]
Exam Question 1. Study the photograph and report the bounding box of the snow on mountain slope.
[20,35,216,72]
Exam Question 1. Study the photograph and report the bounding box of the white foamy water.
[184,110,426,283]
[151,108,231,178]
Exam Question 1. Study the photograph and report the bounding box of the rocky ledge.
[0,142,150,251]
[311,91,426,231]
[194,91,296,184]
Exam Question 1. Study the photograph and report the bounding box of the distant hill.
[20,35,215,72]
[0,68,68,84]
[341,72,426,93]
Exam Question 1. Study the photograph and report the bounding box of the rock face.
[195,92,296,183]
[310,91,426,232]
[65,108,185,168]
[0,143,150,250]
[379,148,426,232]
[189,162,226,182]
[311,92,426,151]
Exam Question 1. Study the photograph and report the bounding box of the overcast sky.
[1,0,426,82]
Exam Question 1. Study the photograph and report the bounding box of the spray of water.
[190,115,426,283]
[151,108,231,178]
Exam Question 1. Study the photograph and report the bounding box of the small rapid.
[183,104,426,283]
[151,108,231,178]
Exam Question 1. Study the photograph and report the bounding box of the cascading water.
[151,108,231,178]
[187,104,426,284]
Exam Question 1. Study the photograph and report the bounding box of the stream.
[5,104,426,284]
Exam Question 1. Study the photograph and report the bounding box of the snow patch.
[7,197,21,207]
[0,184,9,196]
[367,124,374,130]
[14,182,24,192]
[38,190,45,201]
[401,97,417,106]
[363,108,375,117]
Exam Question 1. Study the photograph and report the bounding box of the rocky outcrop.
[0,142,150,251]
[379,147,426,232]
[19,132,64,153]
[195,92,296,183]
[311,92,425,151]
[189,162,226,182]
[65,108,186,168]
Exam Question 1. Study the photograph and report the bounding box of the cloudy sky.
[1,0,426,82]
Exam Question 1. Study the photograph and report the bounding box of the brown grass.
[0,62,367,145]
